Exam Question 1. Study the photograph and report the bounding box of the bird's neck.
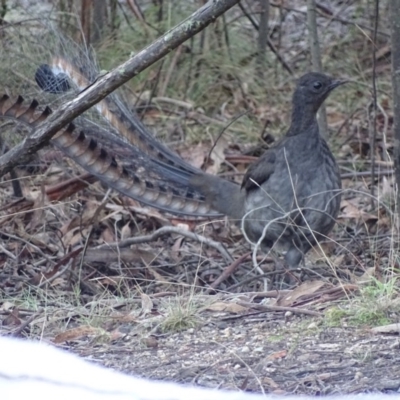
[286,100,319,138]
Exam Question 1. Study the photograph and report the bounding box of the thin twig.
[206,251,251,292]
[307,0,328,138]
[206,111,248,166]
[341,169,393,179]
[8,312,40,336]
[269,1,388,37]
[0,243,17,260]
[369,0,379,208]
[96,226,234,264]
[238,1,293,74]
[37,247,84,288]
[237,301,322,316]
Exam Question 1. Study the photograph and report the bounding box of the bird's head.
[293,72,347,113]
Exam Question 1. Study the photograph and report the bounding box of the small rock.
[284,311,293,318]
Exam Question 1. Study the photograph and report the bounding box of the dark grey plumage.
[240,72,344,267]
[188,73,344,268]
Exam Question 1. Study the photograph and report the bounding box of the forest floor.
[64,304,400,396]
[0,1,400,397]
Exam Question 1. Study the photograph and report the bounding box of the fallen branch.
[95,225,234,264]
[0,0,240,177]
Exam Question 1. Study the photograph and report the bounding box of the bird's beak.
[330,79,349,90]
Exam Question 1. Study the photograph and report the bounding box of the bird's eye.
[313,81,322,90]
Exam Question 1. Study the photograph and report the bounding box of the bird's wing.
[241,148,277,192]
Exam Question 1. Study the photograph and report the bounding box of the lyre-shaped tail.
[0,95,222,217]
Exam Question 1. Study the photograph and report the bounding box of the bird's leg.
[262,249,300,290]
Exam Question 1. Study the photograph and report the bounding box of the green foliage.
[325,277,400,328]
[160,297,200,333]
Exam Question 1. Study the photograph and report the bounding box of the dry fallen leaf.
[1,301,15,311]
[355,267,377,284]
[100,226,115,243]
[206,136,228,175]
[277,280,327,307]
[120,222,131,241]
[339,200,378,223]
[2,308,21,327]
[262,376,280,389]
[140,293,153,315]
[371,323,400,334]
[53,326,103,344]
[59,216,81,237]
[179,143,208,169]
[171,236,184,262]
[146,263,171,284]
[65,227,90,247]
[206,301,248,314]
[381,175,395,198]
[266,349,287,360]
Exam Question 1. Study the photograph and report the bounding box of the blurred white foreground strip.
[0,337,398,400]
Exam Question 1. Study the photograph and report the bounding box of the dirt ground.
[47,298,400,397]
[1,243,399,398]
[0,1,399,397]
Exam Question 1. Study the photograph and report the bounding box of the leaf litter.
[0,1,399,396]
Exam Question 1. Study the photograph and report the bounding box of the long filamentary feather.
[37,56,201,174]
[0,94,222,217]
[34,54,238,217]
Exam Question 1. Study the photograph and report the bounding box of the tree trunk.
[390,0,400,221]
